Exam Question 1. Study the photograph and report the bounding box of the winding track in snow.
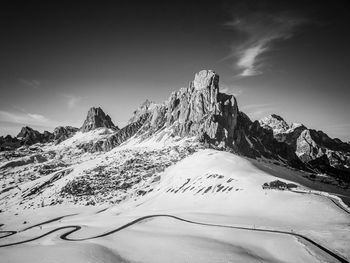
[0,213,78,239]
[291,189,350,215]
[0,214,348,263]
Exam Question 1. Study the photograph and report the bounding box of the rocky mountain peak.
[259,114,290,134]
[16,126,53,145]
[160,70,238,148]
[17,126,38,138]
[193,70,219,90]
[81,107,118,132]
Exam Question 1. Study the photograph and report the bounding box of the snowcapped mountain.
[1,70,350,262]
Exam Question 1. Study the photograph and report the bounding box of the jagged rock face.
[259,114,290,134]
[233,112,305,168]
[296,129,350,166]
[193,70,219,90]
[42,131,54,142]
[17,126,43,143]
[81,107,118,132]
[16,126,53,145]
[0,135,21,151]
[53,126,78,144]
[1,127,52,150]
[259,114,306,143]
[163,70,238,148]
[128,99,156,124]
[261,114,350,177]
[80,113,151,153]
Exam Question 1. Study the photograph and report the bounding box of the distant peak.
[81,106,118,132]
[259,114,289,134]
[17,126,36,137]
[270,114,285,122]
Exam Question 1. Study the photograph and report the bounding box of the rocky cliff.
[81,107,119,132]
[163,70,239,149]
[260,114,350,179]
[17,126,53,144]
[53,126,79,144]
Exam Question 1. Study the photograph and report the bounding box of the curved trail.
[0,214,348,263]
[0,213,78,239]
[330,199,350,214]
[292,190,350,215]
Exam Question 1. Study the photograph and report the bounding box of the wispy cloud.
[27,113,49,122]
[0,110,57,127]
[18,78,41,89]
[63,94,82,109]
[226,10,306,77]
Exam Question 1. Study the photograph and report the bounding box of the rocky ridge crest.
[81,107,118,132]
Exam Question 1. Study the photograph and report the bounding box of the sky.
[0,0,349,141]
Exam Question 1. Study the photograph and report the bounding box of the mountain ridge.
[1,69,349,180]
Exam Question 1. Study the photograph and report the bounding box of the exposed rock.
[17,126,52,145]
[10,126,54,147]
[1,125,71,151]
[259,114,290,134]
[261,114,350,179]
[81,107,119,132]
[128,99,156,124]
[193,70,219,90]
[234,112,304,168]
[159,70,239,148]
[79,112,151,152]
[53,126,78,144]
[0,135,21,151]
[42,131,54,142]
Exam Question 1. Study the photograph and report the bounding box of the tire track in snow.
[0,213,77,239]
[0,214,348,263]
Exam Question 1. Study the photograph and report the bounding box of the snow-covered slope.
[1,148,349,263]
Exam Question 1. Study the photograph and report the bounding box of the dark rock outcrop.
[17,126,44,144]
[0,135,22,151]
[53,126,79,144]
[1,127,54,151]
[81,107,119,132]
[17,126,53,145]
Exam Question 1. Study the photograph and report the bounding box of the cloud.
[237,44,266,76]
[63,94,82,109]
[27,113,49,122]
[0,110,57,127]
[18,79,41,89]
[226,9,306,77]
